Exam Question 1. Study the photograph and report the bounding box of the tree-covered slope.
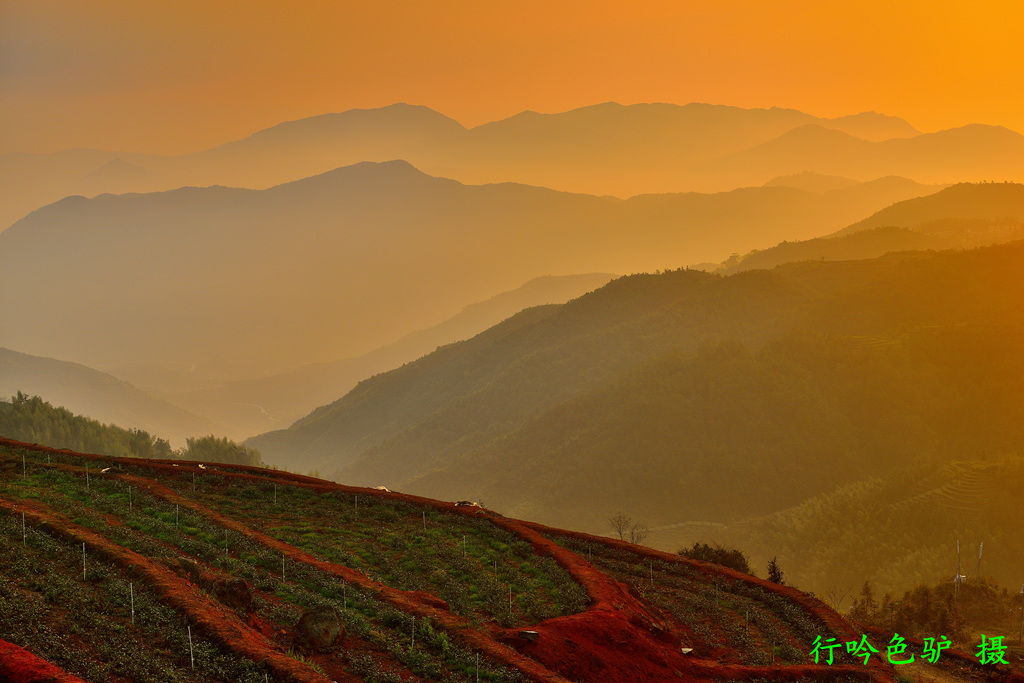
[0,347,223,447]
[252,241,1024,530]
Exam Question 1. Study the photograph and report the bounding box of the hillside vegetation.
[712,457,1024,600]
[248,234,1024,602]
[0,438,904,683]
[0,394,259,466]
[0,347,221,447]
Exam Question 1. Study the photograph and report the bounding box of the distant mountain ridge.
[0,160,937,392]
[720,182,1024,273]
[832,181,1024,236]
[7,101,1017,232]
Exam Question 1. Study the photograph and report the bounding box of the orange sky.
[3,0,1024,154]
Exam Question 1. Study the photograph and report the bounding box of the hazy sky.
[3,0,1024,154]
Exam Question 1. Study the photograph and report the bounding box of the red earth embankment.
[0,638,88,683]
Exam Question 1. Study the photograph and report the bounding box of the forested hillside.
[0,393,173,460]
[715,457,1024,598]
[250,239,1024,603]
[0,394,261,466]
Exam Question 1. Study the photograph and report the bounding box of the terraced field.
[2,437,1010,682]
[891,462,1002,515]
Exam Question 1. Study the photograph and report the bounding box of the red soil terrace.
[0,438,923,683]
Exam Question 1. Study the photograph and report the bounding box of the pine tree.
[767,556,785,585]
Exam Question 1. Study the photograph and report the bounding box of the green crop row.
[0,510,267,682]
[1,454,527,681]
[182,474,587,625]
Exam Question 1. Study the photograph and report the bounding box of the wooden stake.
[188,625,195,668]
[130,583,135,625]
[422,510,426,530]
[273,484,277,504]
[1019,585,1023,644]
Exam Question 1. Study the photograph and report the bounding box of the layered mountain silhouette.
[0,160,935,394]
[720,182,1024,273]
[832,180,1024,236]
[8,101,1020,232]
[248,239,1024,541]
[701,124,1024,190]
[168,273,615,440]
[0,348,221,447]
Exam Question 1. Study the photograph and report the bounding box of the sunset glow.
[4,0,1024,153]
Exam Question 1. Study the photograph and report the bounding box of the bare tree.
[608,511,632,541]
[628,522,650,546]
[609,511,649,545]
[824,585,851,612]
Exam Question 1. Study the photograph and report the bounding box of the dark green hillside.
[714,456,1024,599]
[0,347,222,447]
[249,267,805,477]
[0,394,260,466]
[0,393,173,460]
[408,325,1024,531]
[252,241,1024,530]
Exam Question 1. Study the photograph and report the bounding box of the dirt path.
[0,638,88,683]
